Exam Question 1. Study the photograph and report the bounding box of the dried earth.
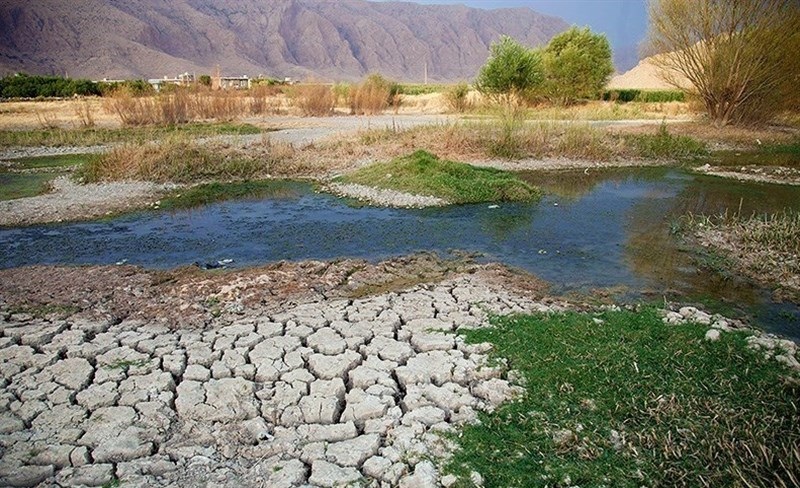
[0,255,559,487]
[1,254,798,487]
[694,163,800,186]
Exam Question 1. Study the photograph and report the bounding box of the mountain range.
[0,0,571,82]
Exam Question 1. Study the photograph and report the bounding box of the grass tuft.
[77,136,283,183]
[624,122,708,160]
[448,309,800,487]
[685,210,800,300]
[339,150,540,204]
[0,122,262,148]
[158,180,303,210]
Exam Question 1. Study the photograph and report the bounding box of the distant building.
[212,74,251,90]
[148,72,195,92]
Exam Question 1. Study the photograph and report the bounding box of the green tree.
[198,74,212,87]
[475,36,543,106]
[541,27,614,105]
[647,0,800,127]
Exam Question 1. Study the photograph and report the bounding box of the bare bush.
[291,84,335,116]
[73,100,95,128]
[647,0,800,126]
[157,90,190,125]
[350,74,392,115]
[444,83,472,113]
[34,110,61,129]
[103,88,155,126]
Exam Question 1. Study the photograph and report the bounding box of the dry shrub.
[73,100,95,128]
[34,110,60,129]
[199,92,245,121]
[444,83,473,113]
[291,84,335,116]
[247,85,284,116]
[553,124,612,160]
[103,87,155,126]
[80,136,280,183]
[391,92,403,114]
[350,74,392,115]
[156,90,190,125]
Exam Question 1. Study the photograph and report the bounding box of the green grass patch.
[8,303,82,318]
[449,309,800,487]
[159,180,303,210]
[396,83,449,96]
[0,122,262,148]
[338,150,540,204]
[0,172,57,200]
[626,123,708,160]
[603,89,686,103]
[762,140,800,156]
[711,139,800,169]
[4,153,94,170]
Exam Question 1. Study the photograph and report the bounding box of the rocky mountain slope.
[0,0,568,81]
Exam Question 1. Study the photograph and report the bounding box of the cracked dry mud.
[0,266,563,488]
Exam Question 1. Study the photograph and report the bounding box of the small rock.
[705,329,721,342]
[552,429,576,448]
[308,460,361,487]
[0,465,54,487]
[399,460,438,488]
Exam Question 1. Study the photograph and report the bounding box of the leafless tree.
[647,0,800,127]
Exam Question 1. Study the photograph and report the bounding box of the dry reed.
[291,84,335,116]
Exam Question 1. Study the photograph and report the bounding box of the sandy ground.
[608,55,691,90]
[0,98,119,130]
[0,93,452,131]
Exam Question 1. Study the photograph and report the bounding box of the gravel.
[0,175,174,227]
[323,182,448,208]
[0,144,110,160]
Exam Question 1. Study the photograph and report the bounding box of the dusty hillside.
[608,55,691,90]
[0,0,568,81]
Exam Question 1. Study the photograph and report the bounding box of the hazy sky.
[385,0,649,70]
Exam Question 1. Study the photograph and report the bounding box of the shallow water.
[2,169,799,338]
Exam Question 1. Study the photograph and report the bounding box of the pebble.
[324,182,448,208]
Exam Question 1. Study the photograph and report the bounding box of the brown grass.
[101,87,287,127]
[610,121,799,149]
[350,76,392,115]
[79,135,299,183]
[290,84,335,116]
[73,100,95,128]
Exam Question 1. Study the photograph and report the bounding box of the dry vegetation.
[78,135,300,183]
[689,210,800,301]
[290,84,336,116]
[102,86,285,126]
[333,120,708,163]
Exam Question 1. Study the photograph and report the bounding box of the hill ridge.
[0,0,569,82]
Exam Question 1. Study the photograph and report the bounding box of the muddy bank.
[695,226,800,303]
[694,164,800,186]
[0,254,549,327]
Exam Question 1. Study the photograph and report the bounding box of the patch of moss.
[339,150,540,204]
